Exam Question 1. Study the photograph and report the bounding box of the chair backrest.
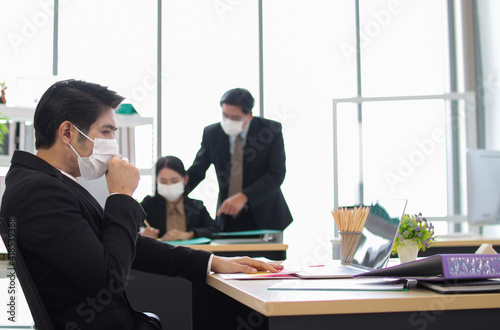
[0,217,55,330]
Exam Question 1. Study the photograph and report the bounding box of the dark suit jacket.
[187,117,293,231]
[140,194,220,238]
[0,151,212,329]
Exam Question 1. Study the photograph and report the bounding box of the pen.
[143,220,161,240]
[309,265,325,267]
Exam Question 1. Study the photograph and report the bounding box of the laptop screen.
[351,199,407,270]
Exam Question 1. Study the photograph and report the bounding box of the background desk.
[192,274,500,330]
[126,243,287,330]
[331,235,500,258]
[419,236,500,256]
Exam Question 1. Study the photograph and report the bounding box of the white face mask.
[220,117,246,136]
[69,125,119,180]
[157,181,185,202]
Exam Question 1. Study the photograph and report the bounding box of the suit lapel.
[243,117,260,162]
[217,127,231,169]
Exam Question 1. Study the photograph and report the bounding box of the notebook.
[295,199,408,279]
[418,279,500,294]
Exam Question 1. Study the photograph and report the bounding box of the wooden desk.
[192,274,500,330]
[126,243,288,330]
[420,236,500,256]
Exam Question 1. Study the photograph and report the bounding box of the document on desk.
[268,278,409,291]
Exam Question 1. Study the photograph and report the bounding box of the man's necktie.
[228,134,244,198]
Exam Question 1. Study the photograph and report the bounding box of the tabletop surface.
[206,273,500,317]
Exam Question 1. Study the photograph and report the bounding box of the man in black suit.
[187,88,293,232]
[0,80,281,329]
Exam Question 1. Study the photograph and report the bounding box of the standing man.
[0,80,281,329]
[187,88,293,232]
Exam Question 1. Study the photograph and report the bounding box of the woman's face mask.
[157,181,185,202]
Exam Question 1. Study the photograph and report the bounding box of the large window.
[161,1,259,213]
[0,0,53,103]
[333,0,463,239]
[0,1,481,266]
[337,0,451,215]
[262,0,357,261]
[360,0,447,97]
[58,0,157,200]
[360,0,450,215]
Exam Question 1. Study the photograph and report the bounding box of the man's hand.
[211,256,284,274]
[106,155,140,196]
[217,192,248,217]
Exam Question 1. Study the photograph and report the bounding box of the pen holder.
[339,231,362,265]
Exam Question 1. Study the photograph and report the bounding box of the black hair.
[34,79,125,149]
[155,155,186,177]
[219,88,254,115]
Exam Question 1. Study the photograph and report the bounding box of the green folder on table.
[213,229,281,237]
[163,237,211,245]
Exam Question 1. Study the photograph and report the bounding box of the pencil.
[331,206,370,232]
[332,205,370,263]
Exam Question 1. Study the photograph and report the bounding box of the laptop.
[295,199,408,278]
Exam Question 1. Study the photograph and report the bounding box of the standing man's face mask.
[221,117,246,136]
[68,125,119,180]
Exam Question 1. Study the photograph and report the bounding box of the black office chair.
[0,217,55,330]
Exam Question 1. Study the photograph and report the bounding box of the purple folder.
[355,254,500,280]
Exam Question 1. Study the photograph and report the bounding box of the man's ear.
[184,174,189,186]
[59,121,74,144]
[242,111,253,130]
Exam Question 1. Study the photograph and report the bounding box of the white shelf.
[116,113,153,127]
[0,104,153,127]
[0,104,36,122]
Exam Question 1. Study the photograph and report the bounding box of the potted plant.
[0,81,9,153]
[0,81,6,104]
[392,213,437,263]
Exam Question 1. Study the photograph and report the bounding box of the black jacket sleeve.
[185,199,221,238]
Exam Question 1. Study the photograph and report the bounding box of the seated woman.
[141,155,220,241]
